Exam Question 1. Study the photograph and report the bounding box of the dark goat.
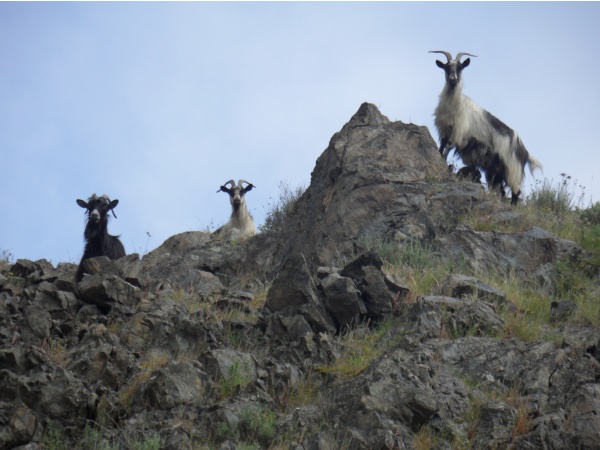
[75,194,125,281]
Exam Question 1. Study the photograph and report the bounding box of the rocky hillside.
[1,103,599,450]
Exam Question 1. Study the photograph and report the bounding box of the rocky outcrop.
[0,103,597,449]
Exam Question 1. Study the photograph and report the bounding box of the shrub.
[0,249,13,271]
[218,359,255,399]
[580,201,600,225]
[525,174,586,218]
[259,180,306,233]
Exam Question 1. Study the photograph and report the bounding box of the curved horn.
[217,179,236,193]
[238,179,252,187]
[429,50,452,63]
[456,52,477,62]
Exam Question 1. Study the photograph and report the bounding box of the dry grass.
[316,318,400,380]
[118,350,171,410]
[46,338,68,368]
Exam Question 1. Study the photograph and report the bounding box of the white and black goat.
[430,50,542,204]
[216,179,256,237]
[75,194,126,281]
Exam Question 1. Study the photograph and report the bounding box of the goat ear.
[76,199,88,209]
[461,58,471,68]
[109,199,119,209]
[218,186,231,194]
[435,60,446,69]
[243,184,255,193]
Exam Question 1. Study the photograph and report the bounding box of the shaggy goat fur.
[431,50,542,204]
[216,179,256,237]
[75,194,125,281]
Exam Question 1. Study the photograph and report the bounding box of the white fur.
[225,198,256,237]
[219,181,256,237]
[434,74,542,197]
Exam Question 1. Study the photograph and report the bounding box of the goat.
[75,194,126,281]
[430,50,542,204]
[216,179,256,237]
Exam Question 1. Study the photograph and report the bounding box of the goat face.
[77,194,119,225]
[436,58,470,87]
[230,186,245,208]
[218,180,255,211]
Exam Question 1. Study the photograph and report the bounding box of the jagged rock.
[34,281,79,321]
[199,348,257,388]
[131,361,213,412]
[67,323,135,389]
[424,295,505,337]
[321,273,366,327]
[279,102,453,268]
[77,274,140,313]
[118,298,216,357]
[80,256,120,278]
[265,253,336,334]
[0,102,598,449]
[550,300,578,323]
[533,263,557,295]
[1,402,38,449]
[116,253,142,285]
[0,349,95,428]
[438,226,582,277]
[340,251,396,319]
[561,327,600,359]
[472,400,518,449]
[275,314,314,341]
[438,274,507,306]
[22,304,51,346]
[9,259,54,282]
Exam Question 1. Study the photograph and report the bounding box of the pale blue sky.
[1,2,599,264]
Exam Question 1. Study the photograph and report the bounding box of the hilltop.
[1,103,599,450]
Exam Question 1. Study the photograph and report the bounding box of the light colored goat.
[430,50,542,204]
[216,179,256,237]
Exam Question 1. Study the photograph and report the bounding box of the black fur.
[433,52,541,205]
[456,165,482,184]
[452,139,512,200]
[76,195,126,282]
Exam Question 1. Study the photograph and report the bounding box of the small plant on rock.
[218,359,254,399]
[259,180,306,233]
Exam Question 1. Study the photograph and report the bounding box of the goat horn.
[456,52,477,61]
[238,179,253,187]
[429,50,452,63]
[217,179,236,193]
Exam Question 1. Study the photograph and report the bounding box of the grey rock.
[550,300,578,323]
[340,251,395,318]
[0,102,597,450]
[266,253,336,334]
[80,256,120,278]
[78,274,140,312]
[438,226,582,277]
[199,348,257,389]
[472,400,518,449]
[438,274,507,306]
[132,361,212,412]
[321,273,366,328]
